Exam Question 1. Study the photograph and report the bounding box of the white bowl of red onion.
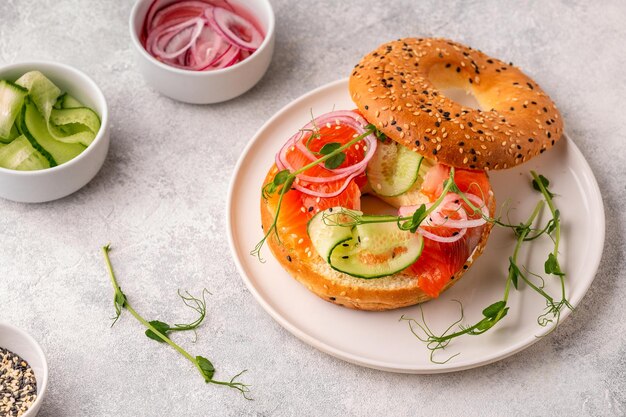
[129,0,275,104]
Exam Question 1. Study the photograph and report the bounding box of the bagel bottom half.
[260,170,496,311]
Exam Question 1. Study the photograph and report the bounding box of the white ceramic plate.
[227,79,605,373]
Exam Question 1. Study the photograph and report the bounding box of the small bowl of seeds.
[0,323,48,417]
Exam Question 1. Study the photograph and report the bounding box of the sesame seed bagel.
[261,165,496,311]
[349,38,564,170]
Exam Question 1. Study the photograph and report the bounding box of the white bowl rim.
[129,0,276,77]
[0,60,109,177]
[0,321,49,416]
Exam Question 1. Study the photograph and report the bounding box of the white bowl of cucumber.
[0,61,109,203]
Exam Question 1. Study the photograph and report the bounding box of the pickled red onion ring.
[398,193,489,243]
[151,18,204,60]
[209,7,263,51]
[184,25,227,70]
[274,110,377,198]
[418,227,467,243]
[276,111,377,182]
[399,194,488,229]
[150,1,209,31]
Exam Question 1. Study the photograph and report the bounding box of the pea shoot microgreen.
[319,142,346,169]
[399,171,571,363]
[102,245,251,398]
[320,167,457,233]
[251,124,377,261]
[366,123,388,142]
[316,167,570,362]
[145,289,209,343]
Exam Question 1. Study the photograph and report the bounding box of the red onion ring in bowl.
[211,44,241,68]
[150,1,211,30]
[151,18,204,60]
[209,7,263,51]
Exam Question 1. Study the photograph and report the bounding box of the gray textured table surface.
[1,0,625,416]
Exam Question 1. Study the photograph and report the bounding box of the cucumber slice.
[21,100,86,166]
[54,93,84,109]
[0,123,20,144]
[53,93,64,110]
[309,208,424,279]
[48,122,95,147]
[0,80,28,139]
[307,208,362,262]
[60,94,83,109]
[366,140,424,197]
[54,93,84,110]
[0,135,50,171]
[15,71,61,122]
[375,156,436,208]
[14,72,99,147]
[48,107,100,146]
[329,216,424,278]
[51,108,100,133]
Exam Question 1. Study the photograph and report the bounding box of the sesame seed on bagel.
[349,38,564,170]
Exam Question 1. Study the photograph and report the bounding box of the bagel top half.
[349,38,564,170]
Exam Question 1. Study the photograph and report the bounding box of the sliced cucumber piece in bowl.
[21,100,86,166]
[60,94,84,109]
[47,107,100,146]
[50,107,100,134]
[0,135,49,171]
[16,72,99,147]
[53,93,85,110]
[0,80,28,139]
[15,71,61,122]
[308,207,424,279]
[0,123,20,144]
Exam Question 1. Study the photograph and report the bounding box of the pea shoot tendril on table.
[102,244,252,399]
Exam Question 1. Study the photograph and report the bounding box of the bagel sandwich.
[259,38,563,311]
